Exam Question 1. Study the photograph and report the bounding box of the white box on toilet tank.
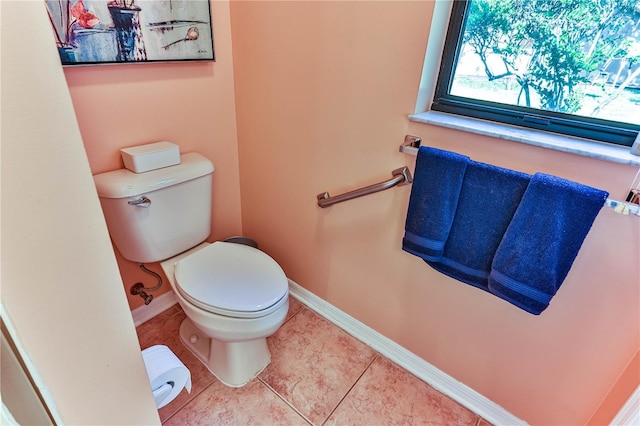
[121,141,180,173]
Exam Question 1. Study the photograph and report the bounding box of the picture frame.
[45,0,214,65]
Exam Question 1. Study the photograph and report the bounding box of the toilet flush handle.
[128,196,151,208]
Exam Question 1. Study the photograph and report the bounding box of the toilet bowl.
[161,241,289,387]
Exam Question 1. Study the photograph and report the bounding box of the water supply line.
[130,263,163,305]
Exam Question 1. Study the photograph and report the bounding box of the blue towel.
[427,161,530,290]
[402,146,469,261]
[488,173,608,315]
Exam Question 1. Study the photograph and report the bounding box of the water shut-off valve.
[131,282,153,305]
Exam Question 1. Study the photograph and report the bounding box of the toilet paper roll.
[141,345,192,409]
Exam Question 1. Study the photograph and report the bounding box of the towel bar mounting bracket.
[400,135,422,155]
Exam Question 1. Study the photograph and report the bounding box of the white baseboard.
[131,291,178,327]
[611,386,640,426]
[287,279,526,426]
[132,280,525,424]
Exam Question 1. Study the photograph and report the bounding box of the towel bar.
[317,167,412,208]
[399,135,640,217]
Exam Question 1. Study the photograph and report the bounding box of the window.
[432,0,640,147]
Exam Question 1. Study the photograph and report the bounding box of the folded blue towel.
[427,161,530,290]
[488,173,608,315]
[402,147,469,261]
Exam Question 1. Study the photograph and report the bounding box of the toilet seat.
[174,242,288,319]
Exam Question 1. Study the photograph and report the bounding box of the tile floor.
[136,296,492,425]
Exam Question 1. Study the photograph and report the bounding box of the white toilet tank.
[93,152,214,263]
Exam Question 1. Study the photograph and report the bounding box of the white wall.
[1,1,159,423]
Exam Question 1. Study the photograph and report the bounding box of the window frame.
[430,0,640,147]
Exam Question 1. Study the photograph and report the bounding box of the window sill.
[408,111,640,167]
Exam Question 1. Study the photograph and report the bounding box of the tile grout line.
[257,376,314,425]
[288,281,524,426]
[319,353,381,426]
[284,303,306,325]
[160,378,217,424]
[257,302,377,426]
[149,297,489,425]
[159,297,306,424]
[253,303,315,425]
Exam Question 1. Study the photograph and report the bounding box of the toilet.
[93,152,289,387]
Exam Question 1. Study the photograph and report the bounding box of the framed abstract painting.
[45,0,214,65]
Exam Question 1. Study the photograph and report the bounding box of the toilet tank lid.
[93,152,214,199]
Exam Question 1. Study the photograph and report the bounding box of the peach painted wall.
[589,351,640,425]
[229,1,639,425]
[1,1,158,423]
[63,1,242,310]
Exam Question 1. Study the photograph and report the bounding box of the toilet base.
[179,318,271,387]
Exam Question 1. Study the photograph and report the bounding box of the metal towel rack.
[400,134,640,217]
[317,167,413,208]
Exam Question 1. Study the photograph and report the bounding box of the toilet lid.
[174,242,288,316]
